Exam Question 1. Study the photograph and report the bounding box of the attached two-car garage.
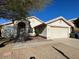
[35,16,72,40]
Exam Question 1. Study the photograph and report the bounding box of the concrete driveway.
[0,38,79,59]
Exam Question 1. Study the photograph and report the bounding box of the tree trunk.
[0,29,1,37]
[12,20,15,24]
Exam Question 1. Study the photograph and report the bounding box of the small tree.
[0,0,52,41]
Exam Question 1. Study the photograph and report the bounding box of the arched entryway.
[17,22,26,35]
[18,22,26,29]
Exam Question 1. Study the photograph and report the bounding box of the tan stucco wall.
[48,20,70,27]
[29,18,42,28]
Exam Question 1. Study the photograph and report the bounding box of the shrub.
[1,25,16,39]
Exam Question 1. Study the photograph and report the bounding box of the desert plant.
[1,26,16,39]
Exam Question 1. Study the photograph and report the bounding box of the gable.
[28,17,43,28]
[48,19,70,27]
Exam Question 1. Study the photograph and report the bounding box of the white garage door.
[47,27,69,39]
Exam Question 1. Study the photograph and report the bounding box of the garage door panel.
[48,27,69,39]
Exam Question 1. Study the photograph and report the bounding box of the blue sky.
[0,0,79,24]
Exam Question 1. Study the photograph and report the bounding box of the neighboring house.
[68,18,79,38]
[35,16,72,39]
[68,18,78,28]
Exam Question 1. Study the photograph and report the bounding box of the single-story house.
[35,16,72,39]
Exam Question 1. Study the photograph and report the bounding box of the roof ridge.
[68,18,78,21]
[45,16,66,24]
[27,16,44,23]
